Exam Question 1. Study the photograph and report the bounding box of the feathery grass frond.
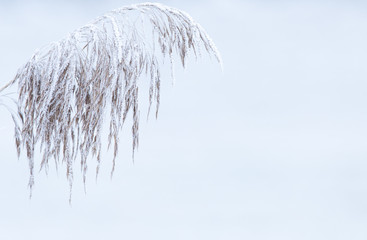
[0,2,221,200]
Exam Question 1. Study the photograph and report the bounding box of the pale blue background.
[1,0,367,239]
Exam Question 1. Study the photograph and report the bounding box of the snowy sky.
[1,0,367,239]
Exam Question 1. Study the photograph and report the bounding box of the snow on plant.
[0,2,221,200]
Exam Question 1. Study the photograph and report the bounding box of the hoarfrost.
[0,2,222,200]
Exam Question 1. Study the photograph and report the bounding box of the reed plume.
[0,2,221,200]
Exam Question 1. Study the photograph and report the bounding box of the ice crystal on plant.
[0,2,221,200]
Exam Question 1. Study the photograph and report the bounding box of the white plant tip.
[1,2,222,200]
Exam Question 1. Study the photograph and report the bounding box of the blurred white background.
[1,0,367,239]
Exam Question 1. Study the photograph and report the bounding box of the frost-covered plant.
[0,2,221,199]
